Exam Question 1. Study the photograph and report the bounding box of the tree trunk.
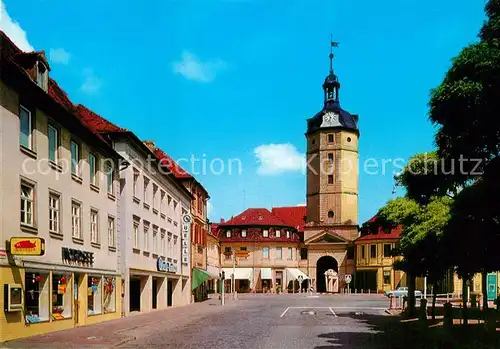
[432,284,437,320]
[407,272,416,317]
[462,276,469,325]
[482,271,488,311]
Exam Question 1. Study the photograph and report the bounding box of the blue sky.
[1,0,486,223]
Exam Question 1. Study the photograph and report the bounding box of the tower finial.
[329,34,339,74]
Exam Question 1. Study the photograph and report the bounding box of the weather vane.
[329,34,339,74]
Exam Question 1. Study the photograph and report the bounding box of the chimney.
[143,140,155,152]
[221,218,225,223]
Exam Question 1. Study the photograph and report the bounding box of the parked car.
[384,287,422,298]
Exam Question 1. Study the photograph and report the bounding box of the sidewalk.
[2,297,236,349]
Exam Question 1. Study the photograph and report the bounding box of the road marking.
[288,307,332,309]
[280,307,290,318]
[330,307,387,310]
[328,307,338,317]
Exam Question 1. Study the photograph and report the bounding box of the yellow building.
[206,226,220,293]
[0,31,122,341]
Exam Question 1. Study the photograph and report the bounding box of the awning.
[192,268,211,290]
[206,266,221,279]
[286,268,310,281]
[261,268,272,280]
[222,267,253,280]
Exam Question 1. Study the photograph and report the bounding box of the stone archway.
[316,256,339,293]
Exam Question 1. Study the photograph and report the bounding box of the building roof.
[355,216,401,242]
[271,206,307,232]
[153,147,193,179]
[75,104,128,133]
[219,208,287,227]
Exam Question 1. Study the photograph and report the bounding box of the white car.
[384,287,422,298]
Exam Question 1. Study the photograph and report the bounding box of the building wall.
[115,141,191,315]
[0,80,121,341]
[206,233,220,275]
[186,183,208,272]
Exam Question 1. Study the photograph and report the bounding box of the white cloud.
[172,50,226,83]
[0,0,33,52]
[80,68,102,95]
[50,48,71,65]
[254,143,306,176]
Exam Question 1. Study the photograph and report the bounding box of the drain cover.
[301,310,316,315]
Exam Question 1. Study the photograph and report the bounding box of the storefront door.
[167,280,173,307]
[152,279,158,310]
[73,273,80,326]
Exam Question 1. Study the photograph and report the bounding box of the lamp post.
[232,250,236,299]
[220,270,225,306]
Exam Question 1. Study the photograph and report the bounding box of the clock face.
[321,112,341,127]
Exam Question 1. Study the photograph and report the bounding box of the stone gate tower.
[303,41,359,293]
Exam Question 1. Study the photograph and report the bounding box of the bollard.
[443,302,453,331]
[368,289,370,295]
[419,299,428,325]
[361,289,363,294]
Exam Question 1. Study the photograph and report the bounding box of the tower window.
[347,137,352,143]
[311,139,316,145]
[328,210,334,218]
[328,134,334,143]
[328,175,334,184]
[328,153,334,162]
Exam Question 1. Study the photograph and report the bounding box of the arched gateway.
[316,256,339,293]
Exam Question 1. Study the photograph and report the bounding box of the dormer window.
[226,230,231,238]
[36,61,48,91]
[286,230,290,239]
[241,229,247,238]
[263,229,269,237]
[275,229,281,238]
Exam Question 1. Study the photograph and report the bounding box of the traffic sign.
[235,251,249,258]
[344,274,352,283]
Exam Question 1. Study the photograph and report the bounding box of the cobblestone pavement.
[3,294,396,349]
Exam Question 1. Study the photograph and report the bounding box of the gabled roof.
[219,208,287,227]
[271,206,307,233]
[75,104,127,133]
[305,230,349,244]
[355,216,401,242]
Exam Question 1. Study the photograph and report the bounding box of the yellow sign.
[9,237,45,256]
[235,251,249,258]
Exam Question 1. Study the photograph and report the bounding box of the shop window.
[25,271,50,323]
[52,274,72,320]
[103,277,116,313]
[383,271,391,285]
[88,276,102,315]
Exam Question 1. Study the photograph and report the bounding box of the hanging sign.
[9,237,45,256]
[181,214,191,265]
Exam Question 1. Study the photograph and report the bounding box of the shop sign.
[157,258,178,273]
[181,214,191,265]
[9,237,45,256]
[61,247,94,265]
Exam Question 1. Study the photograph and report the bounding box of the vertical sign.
[181,214,191,265]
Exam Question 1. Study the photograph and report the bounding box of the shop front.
[1,246,121,342]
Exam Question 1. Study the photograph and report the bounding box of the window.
[226,230,231,238]
[152,184,158,211]
[263,229,269,237]
[36,61,48,90]
[361,245,366,259]
[70,141,80,176]
[383,244,392,257]
[168,234,173,257]
[48,124,58,162]
[88,276,102,315]
[288,247,293,260]
[286,230,290,239]
[241,229,247,238]
[133,170,139,197]
[89,153,98,186]
[275,230,281,238]
[144,224,149,251]
[276,247,282,260]
[103,277,116,313]
[153,226,158,254]
[20,105,33,149]
[328,210,334,218]
[25,272,50,323]
[328,134,334,143]
[370,244,377,259]
[90,209,99,244]
[173,200,178,211]
[262,247,269,259]
[347,246,355,260]
[383,271,391,285]
[52,274,72,320]
[143,177,149,203]
[160,229,166,255]
[160,191,165,215]
[167,195,172,206]
[300,248,308,260]
[71,201,81,238]
[21,182,34,226]
[328,153,334,162]
[108,216,116,248]
[328,175,334,184]
[49,192,60,233]
[133,219,139,249]
[106,164,114,194]
[224,246,231,259]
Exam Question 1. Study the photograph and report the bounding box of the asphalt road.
[118,294,395,349]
